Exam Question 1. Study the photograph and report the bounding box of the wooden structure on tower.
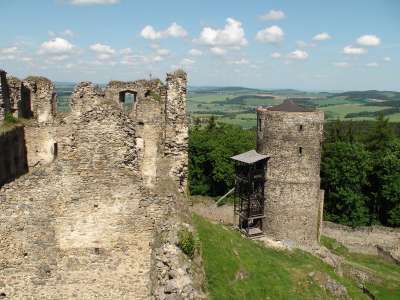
[231,150,269,237]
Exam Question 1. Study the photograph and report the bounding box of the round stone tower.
[256,100,324,245]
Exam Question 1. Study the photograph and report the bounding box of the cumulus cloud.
[89,43,115,60]
[260,9,285,21]
[357,35,380,46]
[333,62,350,68]
[120,48,132,55]
[140,22,187,40]
[313,32,331,41]
[209,47,227,55]
[67,0,119,5]
[255,25,284,43]
[227,58,249,65]
[165,23,188,38]
[181,58,195,65]
[287,49,308,60]
[384,57,391,62]
[270,52,281,58]
[90,43,115,54]
[1,47,18,54]
[156,48,170,56]
[39,37,75,54]
[366,62,379,67]
[189,49,202,56]
[343,45,367,55]
[196,18,248,47]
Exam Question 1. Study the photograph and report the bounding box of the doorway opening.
[119,91,137,112]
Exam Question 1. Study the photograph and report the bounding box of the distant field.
[188,88,400,127]
[54,83,400,127]
[321,104,391,119]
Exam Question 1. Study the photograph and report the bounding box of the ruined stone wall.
[257,108,324,245]
[0,70,11,121]
[0,126,28,187]
[165,70,189,192]
[104,79,167,188]
[23,76,55,123]
[323,221,400,260]
[24,125,57,168]
[6,76,21,118]
[0,77,205,298]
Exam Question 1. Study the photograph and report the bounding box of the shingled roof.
[231,150,269,164]
[268,99,313,112]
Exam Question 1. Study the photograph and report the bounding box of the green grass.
[193,214,368,300]
[321,235,400,300]
[320,104,391,119]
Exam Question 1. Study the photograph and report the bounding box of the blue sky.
[0,0,399,90]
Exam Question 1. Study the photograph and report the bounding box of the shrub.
[4,112,18,124]
[177,227,196,258]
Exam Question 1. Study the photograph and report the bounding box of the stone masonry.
[257,101,325,245]
[0,70,205,299]
[0,70,11,121]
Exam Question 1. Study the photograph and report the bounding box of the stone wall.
[0,70,11,121]
[0,70,201,299]
[257,108,324,245]
[165,70,189,192]
[323,221,400,260]
[0,126,28,187]
[23,76,55,123]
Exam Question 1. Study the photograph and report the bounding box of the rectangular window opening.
[299,147,303,155]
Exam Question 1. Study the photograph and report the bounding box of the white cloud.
[196,18,248,47]
[140,26,162,40]
[39,37,75,54]
[90,43,115,54]
[287,49,308,60]
[260,10,285,21]
[384,57,391,62]
[255,25,284,43]
[63,29,75,38]
[209,47,226,55]
[343,45,367,55]
[357,35,380,46]
[0,55,16,60]
[120,48,132,55]
[49,55,69,61]
[313,32,331,41]
[89,43,115,60]
[333,62,350,68]
[181,58,195,65]
[156,48,170,56]
[366,62,379,67]
[1,47,18,54]
[227,58,249,65]
[67,0,119,5]
[140,23,187,40]
[189,49,202,56]
[165,23,188,38]
[21,57,33,62]
[270,52,281,58]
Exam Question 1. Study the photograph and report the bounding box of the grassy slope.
[193,214,368,300]
[321,236,400,300]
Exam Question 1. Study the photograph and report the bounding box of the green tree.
[372,140,400,226]
[367,112,394,152]
[188,122,255,196]
[321,142,372,226]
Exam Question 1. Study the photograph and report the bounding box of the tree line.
[189,114,400,227]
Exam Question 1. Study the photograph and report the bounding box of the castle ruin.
[0,69,205,299]
[257,100,324,245]
[232,100,324,245]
